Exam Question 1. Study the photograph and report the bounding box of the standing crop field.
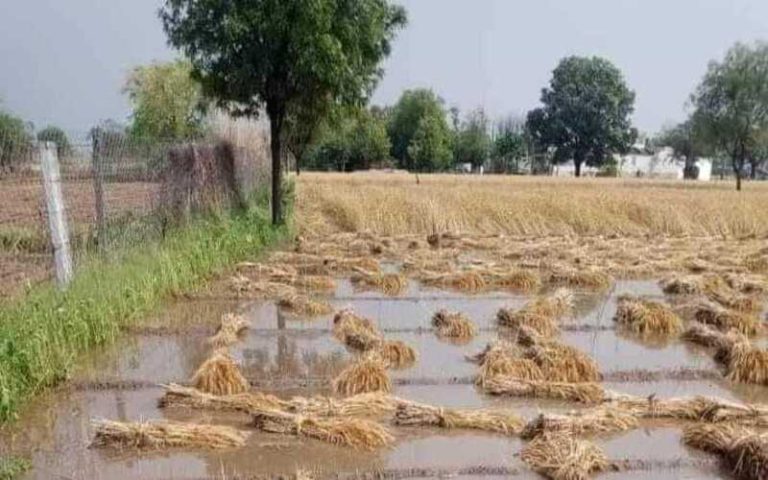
[2,173,768,480]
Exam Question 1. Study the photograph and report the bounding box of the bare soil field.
[2,174,768,480]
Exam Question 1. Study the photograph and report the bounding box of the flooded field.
[2,232,768,480]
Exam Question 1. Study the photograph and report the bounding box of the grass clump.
[0,203,285,423]
[0,457,30,480]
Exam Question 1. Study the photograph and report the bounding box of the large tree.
[491,116,527,174]
[657,119,709,179]
[387,89,452,170]
[454,108,491,170]
[691,42,768,190]
[0,107,34,172]
[160,0,406,224]
[526,56,636,177]
[124,60,206,141]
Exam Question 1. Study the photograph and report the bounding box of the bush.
[0,111,34,172]
[37,126,72,158]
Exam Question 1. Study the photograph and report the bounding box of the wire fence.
[0,129,271,300]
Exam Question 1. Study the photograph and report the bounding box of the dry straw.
[229,275,297,298]
[91,419,250,450]
[521,408,638,440]
[376,340,417,369]
[207,313,250,348]
[277,294,334,317]
[350,270,408,296]
[683,423,768,480]
[485,269,542,291]
[523,342,602,383]
[689,299,759,336]
[606,393,768,426]
[393,402,523,436]
[521,433,610,480]
[725,341,768,385]
[333,354,392,396]
[497,289,573,337]
[432,309,477,339]
[420,271,487,292]
[482,377,605,404]
[191,351,249,396]
[159,384,286,413]
[333,309,382,351]
[613,295,683,337]
[251,409,393,450]
[546,268,612,291]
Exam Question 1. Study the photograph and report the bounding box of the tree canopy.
[0,107,34,172]
[124,59,206,141]
[387,89,452,171]
[453,108,491,170]
[526,56,636,176]
[691,42,768,190]
[656,120,709,179]
[160,0,407,224]
[37,126,72,158]
[491,116,527,174]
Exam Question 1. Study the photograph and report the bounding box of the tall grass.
[296,172,768,238]
[0,457,30,480]
[0,196,288,422]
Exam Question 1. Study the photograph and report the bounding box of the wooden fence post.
[39,141,73,288]
[91,134,107,252]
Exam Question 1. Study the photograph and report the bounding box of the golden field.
[295,172,768,238]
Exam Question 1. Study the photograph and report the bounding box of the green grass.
[0,456,30,480]
[0,197,289,422]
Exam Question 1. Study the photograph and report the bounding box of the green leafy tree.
[124,60,206,141]
[305,108,390,171]
[0,107,34,171]
[160,0,407,224]
[691,42,768,190]
[526,56,636,177]
[37,126,72,158]
[657,119,709,179]
[387,89,452,170]
[454,108,491,170]
[407,115,453,172]
[492,116,527,173]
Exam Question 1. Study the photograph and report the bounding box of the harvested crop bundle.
[613,295,683,337]
[482,377,605,404]
[521,408,638,440]
[723,273,768,295]
[431,309,477,339]
[689,299,759,336]
[278,295,333,317]
[725,341,768,385]
[159,384,287,413]
[376,340,417,369]
[521,433,609,480]
[288,392,404,418]
[523,342,602,383]
[333,355,392,396]
[607,393,768,425]
[251,409,393,450]
[191,351,249,396]
[681,324,741,352]
[546,268,612,291]
[421,271,487,292]
[91,419,249,450]
[497,289,573,337]
[350,270,408,296]
[683,423,768,480]
[207,313,250,348]
[333,310,381,351]
[393,402,523,436]
[486,269,541,291]
[661,275,705,295]
[229,275,297,298]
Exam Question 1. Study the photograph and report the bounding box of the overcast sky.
[2,0,768,135]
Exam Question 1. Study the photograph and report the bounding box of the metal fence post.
[39,141,74,288]
[91,134,107,252]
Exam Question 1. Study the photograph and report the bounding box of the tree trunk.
[269,108,285,225]
[733,156,743,192]
[574,159,582,178]
[736,170,742,191]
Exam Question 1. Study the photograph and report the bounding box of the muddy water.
[2,279,766,480]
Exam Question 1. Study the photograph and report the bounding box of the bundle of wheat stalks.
[485,269,541,291]
[497,289,573,337]
[159,383,288,413]
[393,402,523,436]
[333,354,392,396]
[483,377,605,404]
[332,310,416,368]
[91,419,250,450]
[521,408,638,440]
[207,313,250,348]
[251,409,393,450]
[269,252,381,276]
[546,268,612,291]
[350,270,408,295]
[278,294,334,316]
[420,270,487,292]
[521,433,610,480]
[229,275,297,298]
[235,262,336,291]
[682,324,768,385]
[432,309,477,339]
[191,351,249,395]
[606,393,768,426]
[613,295,683,337]
[687,299,760,336]
[684,423,768,480]
[377,339,418,368]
